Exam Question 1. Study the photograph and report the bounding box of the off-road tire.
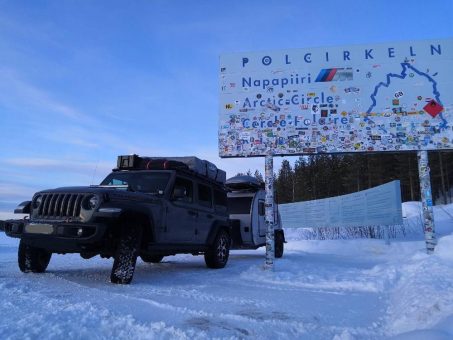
[110,223,142,284]
[18,240,52,273]
[141,254,164,263]
[275,231,284,258]
[204,229,231,269]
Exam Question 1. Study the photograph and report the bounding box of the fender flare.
[206,221,231,246]
[114,208,155,244]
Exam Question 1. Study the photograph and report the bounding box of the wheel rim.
[216,234,228,263]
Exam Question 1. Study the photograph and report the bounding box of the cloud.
[0,183,40,216]
[0,183,38,197]
[3,157,114,175]
[0,159,116,217]
[0,70,155,152]
[0,69,91,121]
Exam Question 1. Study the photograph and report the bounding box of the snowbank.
[384,234,453,337]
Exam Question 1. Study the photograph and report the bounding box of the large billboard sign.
[219,39,453,157]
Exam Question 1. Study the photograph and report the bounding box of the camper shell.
[226,175,285,256]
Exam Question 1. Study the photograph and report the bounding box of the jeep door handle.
[188,211,198,217]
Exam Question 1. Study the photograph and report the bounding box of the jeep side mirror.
[258,201,265,216]
[14,201,31,214]
[172,186,186,200]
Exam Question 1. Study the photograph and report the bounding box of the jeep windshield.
[99,171,171,195]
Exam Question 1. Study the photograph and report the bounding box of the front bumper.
[4,219,110,253]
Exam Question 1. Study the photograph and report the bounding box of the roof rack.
[115,155,227,184]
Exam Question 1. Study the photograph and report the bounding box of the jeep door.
[163,176,197,243]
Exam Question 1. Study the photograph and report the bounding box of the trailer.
[226,175,285,258]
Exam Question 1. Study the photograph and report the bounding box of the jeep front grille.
[37,193,85,219]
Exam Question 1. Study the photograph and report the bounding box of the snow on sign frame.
[218,39,453,157]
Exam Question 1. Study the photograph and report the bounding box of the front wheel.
[18,240,52,273]
[205,229,231,269]
[110,223,142,284]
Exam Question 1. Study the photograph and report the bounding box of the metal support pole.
[417,150,437,254]
[264,151,275,270]
[384,225,390,245]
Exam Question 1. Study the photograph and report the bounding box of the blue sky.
[0,0,452,218]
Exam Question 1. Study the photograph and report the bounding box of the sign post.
[384,225,391,245]
[417,151,437,253]
[264,151,275,270]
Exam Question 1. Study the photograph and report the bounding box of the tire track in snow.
[51,268,386,339]
[0,271,386,340]
[52,265,271,308]
[47,273,312,338]
[0,239,392,339]
[0,277,197,340]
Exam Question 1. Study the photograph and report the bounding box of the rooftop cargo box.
[225,175,264,191]
[117,155,226,184]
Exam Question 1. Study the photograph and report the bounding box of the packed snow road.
[0,238,386,339]
[1,221,453,339]
[0,235,453,339]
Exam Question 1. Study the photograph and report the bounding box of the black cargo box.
[225,175,264,191]
[117,155,226,184]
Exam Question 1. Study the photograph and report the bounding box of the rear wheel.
[110,223,142,284]
[141,254,164,263]
[205,229,231,269]
[18,240,52,273]
[275,231,284,258]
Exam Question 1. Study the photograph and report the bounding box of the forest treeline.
[240,151,453,205]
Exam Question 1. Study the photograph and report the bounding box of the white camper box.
[226,176,285,257]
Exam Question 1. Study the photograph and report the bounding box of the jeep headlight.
[83,195,99,210]
[33,195,43,209]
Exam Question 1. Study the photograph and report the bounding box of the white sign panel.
[278,181,403,228]
[219,39,453,157]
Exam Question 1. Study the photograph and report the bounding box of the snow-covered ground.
[1,203,453,339]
